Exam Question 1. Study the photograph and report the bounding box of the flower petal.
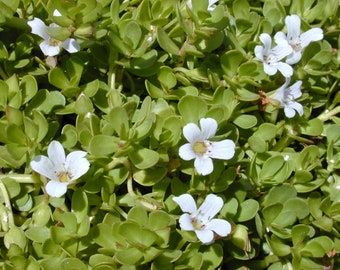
[275,62,293,77]
[65,151,90,181]
[209,140,235,160]
[27,18,49,39]
[173,194,197,214]
[285,14,301,40]
[274,31,288,45]
[194,156,213,175]
[30,155,56,180]
[39,41,60,56]
[197,194,223,222]
[45,180,68,197]
[47,141,66,171]
[284,107,296,118]
[204,219,232,237]
[199,118,217,140]
[179,143,196,161]
[271,44,293,60]
[183,123,202,143]
[195,229,214,244]
[254,45,264,61]
[62,38,80,53]
[286,52,302,65]
[289,81,302,98]
[259,33,272,53]
[288,102,304,117]
[300,28,323,48]
[263,63,277,75]
[178,213,196,231]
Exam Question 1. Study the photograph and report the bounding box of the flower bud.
[230,224,252,252]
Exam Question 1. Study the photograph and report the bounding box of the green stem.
[0,65,8,80]
[127,177,137,198]
[272,134,294,152]
[114,205,128,219]
[0,174,39,184]
[318,106,340,122]
[0,182,14,228]
[240,105,259,114]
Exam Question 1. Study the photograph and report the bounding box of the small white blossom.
[27,14,80,56]
[173,194,232,245]
[30,141,90,197]
[274,78,303,118]
[179,118,235,176]
[255,33,293,77]
[187,0,218,12]
[275,14,323,65]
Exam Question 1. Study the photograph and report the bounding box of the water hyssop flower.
[30,141,90,197]
[173,193,232,245]
[27,12,80,56]
[254,33,293,77]
[274,78,303,118]
[274,14,323,65]
[179,118,235,176]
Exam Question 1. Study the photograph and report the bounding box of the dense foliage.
[0,0,339,269]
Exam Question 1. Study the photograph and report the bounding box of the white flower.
[274,78,303,118]
[173,194,232,245]
[187,0,218,12]
[254,33,293,77]
[27,16,80,56]
[30,141,90,197]
[274,14,323,65]
[179,118,235,176]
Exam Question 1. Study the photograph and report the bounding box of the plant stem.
[0,174,39,183]
[318,106,340,122]
[0,181,14,228]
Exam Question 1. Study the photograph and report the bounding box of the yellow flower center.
[57,171,72,183]
[49,37,60,47]
[193,141,207,155]
[191,217,205,230]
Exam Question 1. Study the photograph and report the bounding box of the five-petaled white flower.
[187,0,218,12]
[173,193,232,245]
[179,118,235,176]
[274,14,323,65]
[30,140,90,197]
[27,10,80,56]
[255,33,293,77]
[274,77,303,118]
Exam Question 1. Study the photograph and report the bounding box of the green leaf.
[72,189,88,223]
[178,95,207,123]
[236,199,259,222]
[89,135,120,156]
[156,27,179,55]
[300,118,323,136]
[260,155,292,184]
[20,75,37,104]
[61,258,87,270]
[4,226,27,250]
[133,167,167,186]
[158,66,177,90]
[221,50,244,77]
[48,68,70,90]
[129,147,159,169]
[232,114,257,129]
[301,236,334,257]
[291,224,315,246]
[119,221,158,247]
[25,227,50,243]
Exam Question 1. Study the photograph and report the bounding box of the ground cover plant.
[0,0,339,269]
